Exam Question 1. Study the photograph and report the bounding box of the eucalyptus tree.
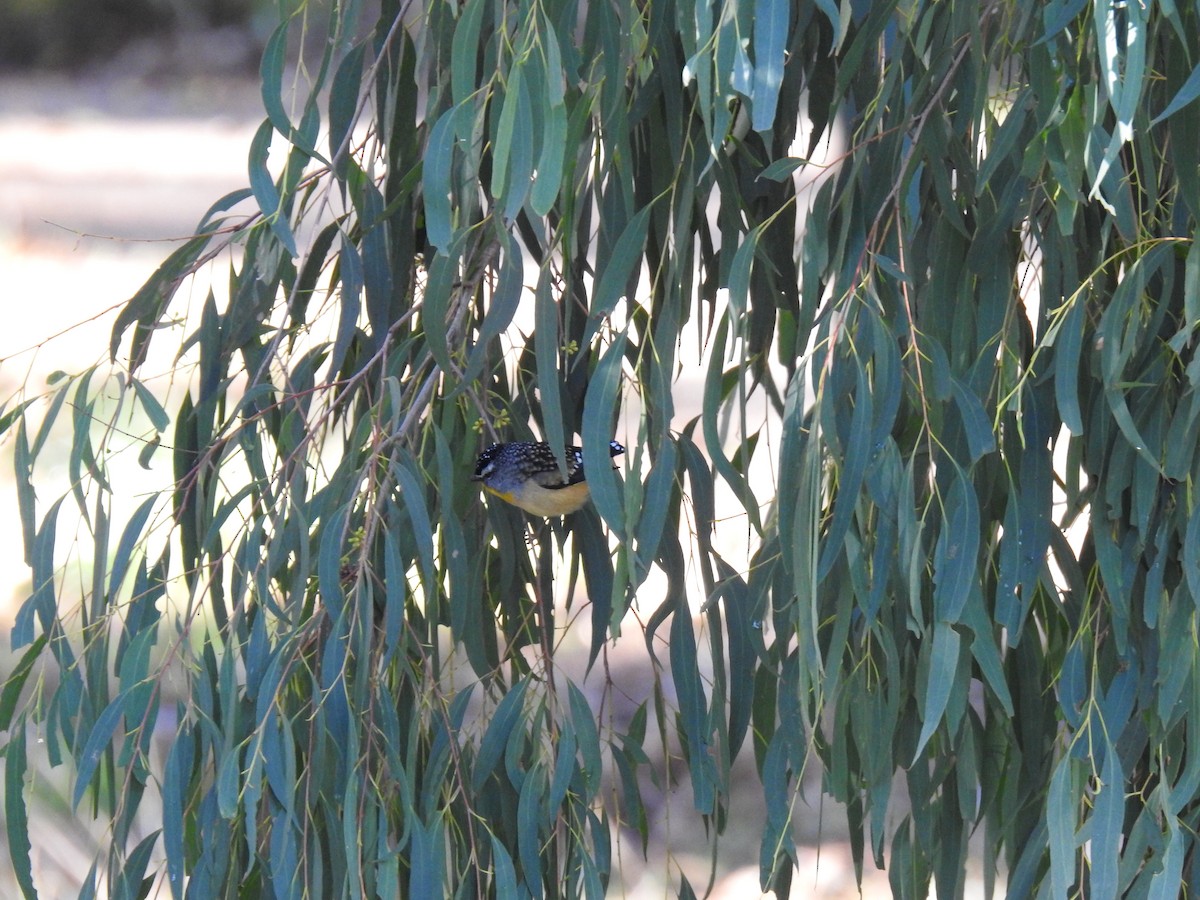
[6,0,1200,897]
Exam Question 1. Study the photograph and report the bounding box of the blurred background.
[0,3,966,897]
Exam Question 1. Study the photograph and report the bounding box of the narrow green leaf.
[109,235,210,365]
[491,61,532,220]
[0,636,47,735]
[546,720,577,814]
[331,230,362,377]
[14,419,35,568]
[951,378,995,462]
[422,105,460,253]
[531,101,567,216]
[913,623,960,762]
[1090,743,1123,898]
[130,378,170,433]
[248,118,298,257]
[671,591,716,814]
[1152,65,1200,125]
[107,495,156,609]
[1148,814,1185,900]
[517,766,546,897]
[582,333,627,537]
[568,682,602,800]
[392,458,436,592]
[1047,755,1076,896]
[260,20,294,140]
[72,692,129,809]
[933,467,980,623]
[817,360,872,578]
[329,42,367,168]
[409,817,444,900]
[451,0,487,107]
[1054,297,1086,436]
[535,270,567,480]
[584,207,652,346]
[727,225,762,324]
[490,835,519,895]
[1184,507,1200,611]
[750,0,788,132]
[162,719,192,900]
[4,720,36,900]
[473,678,529,791]
[759,157,808,181]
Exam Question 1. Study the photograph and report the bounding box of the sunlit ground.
[0,66,989,899]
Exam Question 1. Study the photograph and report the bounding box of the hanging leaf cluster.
[5,0,1200,897]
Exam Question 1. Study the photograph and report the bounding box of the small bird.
[472,440,625,516]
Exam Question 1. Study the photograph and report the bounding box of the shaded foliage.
[6,0,1200,897]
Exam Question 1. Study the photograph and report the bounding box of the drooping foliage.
[5,0,1200,897]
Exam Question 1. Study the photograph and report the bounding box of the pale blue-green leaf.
[1184,510,1200,613]
[582,334,627,537]
[196,187,253,232]
[451,0,487,107]
[818,362,873,579]
[473,678,529,791]
[1186,235,1200,328]
[1091,743,1123,898]
[751,0,788,132]
[633,439,676,584]
[491,62,532,220]
[162,719,192,900]
[116,831,160,900]
[547,721,577,814]
[813,0,842,45]
[978,99,1029,193]
[248,118,298,257]
[933,467,980,623]
[961,591,1014,716]
[584,206,652,346]
[1151,63,1200,125]
[517,767,546,897]
[913,622,960,762]
[531,101,567,215]
[130,378,170,433]
[13,496,64,649]
[392,458,436,590]
[1047,755,1076,897]
[328,42,366,167]
[423,106,459,253]
[490,835,519,895]
[1054,297,1086,435]
[4,723,35,899]
[670,592,716,814]
[14,419,35,567]
[108,495,156,608]
[1092,0,1146,190]
[541,19,566,107]
[409,818,444,900]
[951,378,995,462]
[1148,815,1185,900]
[727,225,761,324]
[72,692,129,809]
[330,232,363,380]
[568,681,602,800]
[216,744,241,820]
[759,157,808,181]
[0,635,47,735]
[1035,0,1088,46]
[535,270,567,479]
[259,20,293,139]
